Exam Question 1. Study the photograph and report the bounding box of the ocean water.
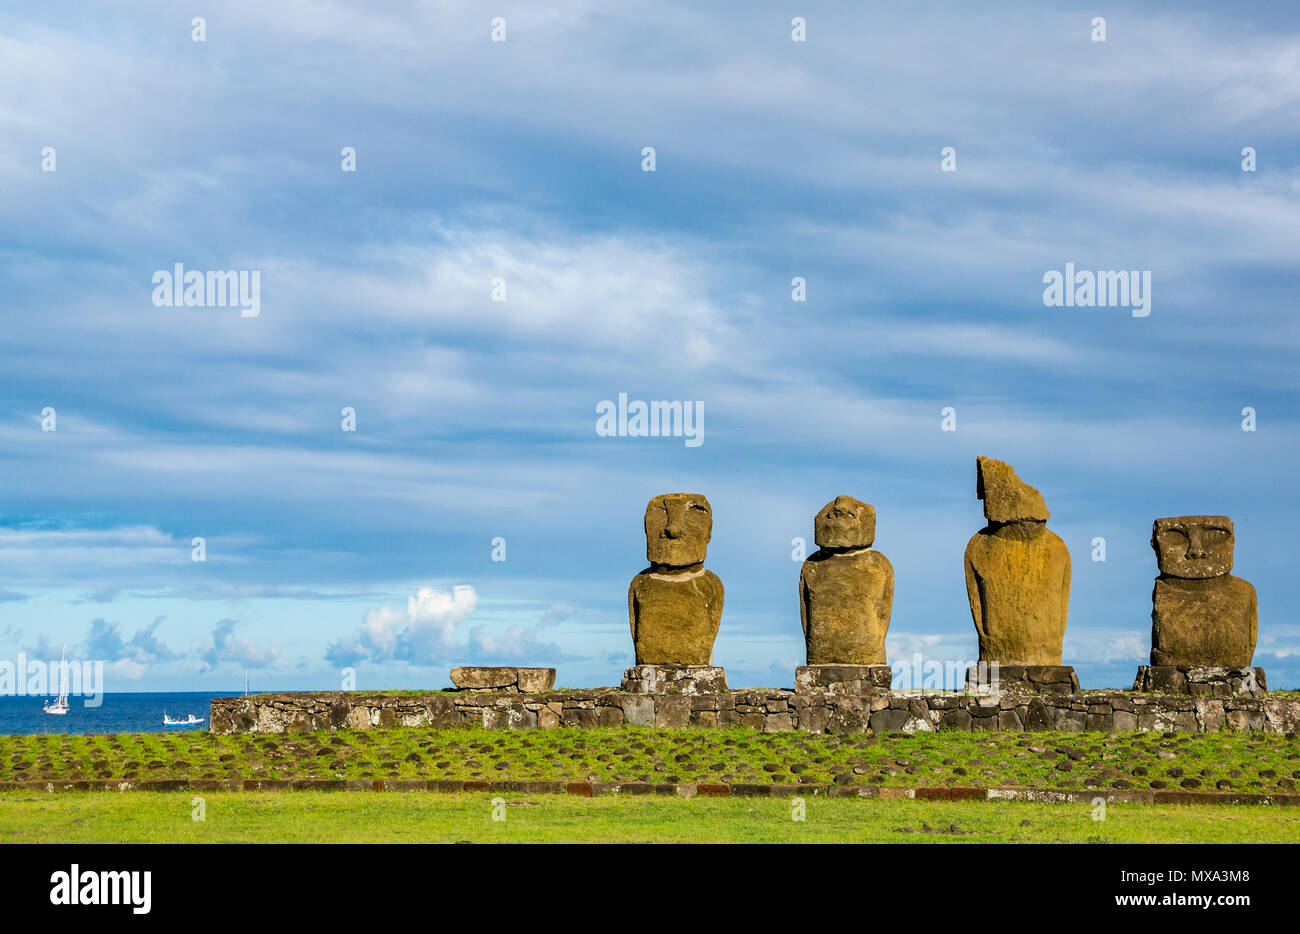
[0,692,234,735]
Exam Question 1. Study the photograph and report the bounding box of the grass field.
[2,727,1297,792]
[2,790,1298,843]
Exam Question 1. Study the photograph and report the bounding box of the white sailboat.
[162,711,205,726]
[43,644,70,715]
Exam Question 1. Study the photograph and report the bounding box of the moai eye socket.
[1159,528,1187,546]
[1204,527,1231,544]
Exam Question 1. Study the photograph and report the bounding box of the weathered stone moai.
[623,493,726,693]
[794,496,895,696]
[1133,516,1264,697]
[963,456,1076,693]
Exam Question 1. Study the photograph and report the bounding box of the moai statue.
[1149,516,1257,668]
[627,493,724,667]
[799,496,894,665]
[964,456,1071,669]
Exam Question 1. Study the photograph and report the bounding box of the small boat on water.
[43,644,70,715]
[162,711,205,726]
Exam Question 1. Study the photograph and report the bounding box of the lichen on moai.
[627,493,724,666]
[964,456,1071,666]
[1149,516,1257,667]
[798,496,894,665]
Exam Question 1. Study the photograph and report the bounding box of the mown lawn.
[1,727,1296,793]
[1,791,1298,843]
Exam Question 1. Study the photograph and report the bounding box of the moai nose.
[1185,528,1207,558]
[663,504,686,539]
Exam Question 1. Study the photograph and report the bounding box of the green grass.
[1,791,1297,843]
[2,727,1297,793]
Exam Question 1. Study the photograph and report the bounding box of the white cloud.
[328,585,479,665]
[1064,630,1148,665]
[195,618,278,672]
[886,632,977,664]
[468,624,560,661]
[1257,624,1300,660]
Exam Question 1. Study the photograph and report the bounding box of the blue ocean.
[0,692,233,735]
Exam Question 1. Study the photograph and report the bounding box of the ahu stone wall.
[210,688,1300,736]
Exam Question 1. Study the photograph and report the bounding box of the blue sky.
[1,1,1298,693]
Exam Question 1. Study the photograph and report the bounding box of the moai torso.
[628,493,725,665]
[798,496,894,665]
[964,457,1071,666]
[965,523,1071,665]
[1150,516,1257,667]
[628,569,724,666]
[801,550,893,664]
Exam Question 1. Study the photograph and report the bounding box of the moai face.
[976,455,1049,524]
[1152,516,1234,579]
[645,493,712,567]
[814,495,876,549]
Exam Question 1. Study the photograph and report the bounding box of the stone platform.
[965,664,1080,695]
[620,665,727,695]
[210,688,1300,736]
[795,664,893,695]
[1133,665,1267,699]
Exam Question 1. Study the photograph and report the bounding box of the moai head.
[976,456,1049,524]
[1152,516,1234,579]
[644,493,712,568]
[814,495,876,549]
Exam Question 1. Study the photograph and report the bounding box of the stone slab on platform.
[449,666,556,693]
[965,664,1079,695]
[621,665,727,695]
[1133,665,1267,698]
[795,664,893,696]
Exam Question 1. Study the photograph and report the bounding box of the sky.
[1,1,1298,695]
